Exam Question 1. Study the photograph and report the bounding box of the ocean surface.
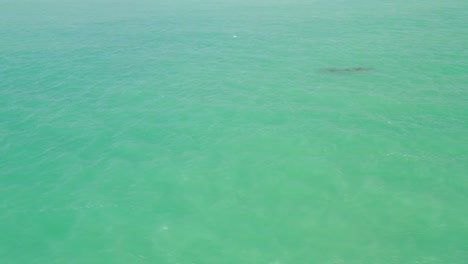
[1,0,467,263]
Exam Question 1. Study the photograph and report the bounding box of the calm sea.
[1,0,467,263]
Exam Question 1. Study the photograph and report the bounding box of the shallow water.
[1,0,467,263]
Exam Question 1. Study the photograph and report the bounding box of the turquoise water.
[1,0,468,263]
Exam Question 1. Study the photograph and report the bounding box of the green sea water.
[1,0,467,263]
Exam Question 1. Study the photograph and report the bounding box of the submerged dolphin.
[320,67,373,73]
